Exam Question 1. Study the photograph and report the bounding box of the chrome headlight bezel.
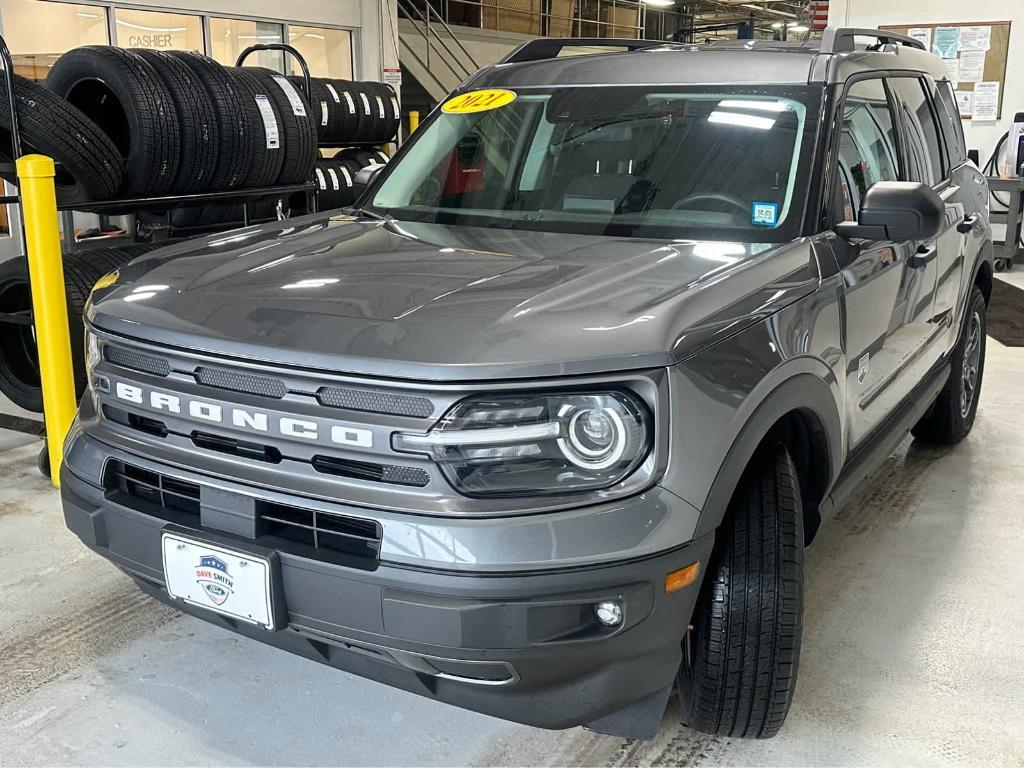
[393,388,654,498]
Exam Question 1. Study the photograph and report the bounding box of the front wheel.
[912,285,987,445]
[677,444,804,738]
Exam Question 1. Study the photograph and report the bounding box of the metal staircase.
[397,0,481,102]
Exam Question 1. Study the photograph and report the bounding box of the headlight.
[393,390,652,497]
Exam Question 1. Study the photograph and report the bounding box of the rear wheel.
[912,285,987,444]
[677,444,804,739]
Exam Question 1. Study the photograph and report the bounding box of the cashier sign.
[443,89,517,114]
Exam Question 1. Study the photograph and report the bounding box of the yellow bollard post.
[16,154,76,488]
[408,110,420,134]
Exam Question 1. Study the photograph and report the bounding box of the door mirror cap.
[835,181,944,242]
[352,163,386,199]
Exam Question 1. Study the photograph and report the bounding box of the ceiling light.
[771,21,785,29]
[708,111,776,130]
[789,24,809,33]
[641,0,675,6]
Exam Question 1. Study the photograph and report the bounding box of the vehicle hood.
[89,214,820,380]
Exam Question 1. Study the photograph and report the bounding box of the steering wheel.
[672,192,750,216]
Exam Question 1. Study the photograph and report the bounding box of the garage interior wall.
[829,0,1023,160]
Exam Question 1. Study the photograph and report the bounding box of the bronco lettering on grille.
[113,382,374,448]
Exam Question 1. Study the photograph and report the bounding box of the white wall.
[829,0,1022,161]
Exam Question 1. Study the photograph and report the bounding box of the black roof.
[467,29,949,90]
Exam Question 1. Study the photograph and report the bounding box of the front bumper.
[61,433,713,730]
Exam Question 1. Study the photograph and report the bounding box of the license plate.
[161,533,276,629]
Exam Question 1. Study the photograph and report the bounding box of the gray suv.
[61,28,992,740]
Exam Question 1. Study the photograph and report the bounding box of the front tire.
[912,285,987,445]
[678,445,804,739]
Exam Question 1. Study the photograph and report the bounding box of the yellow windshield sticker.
[442,89,516,115]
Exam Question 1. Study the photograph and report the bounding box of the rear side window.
[889,77,945,186]
[934,80,967,166]
[834,78,900,219]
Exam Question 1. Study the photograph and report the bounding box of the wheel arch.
[693,373,842,546]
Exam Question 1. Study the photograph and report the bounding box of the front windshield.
[371,84,822,240]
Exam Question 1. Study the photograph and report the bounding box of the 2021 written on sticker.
[442,89,517,115]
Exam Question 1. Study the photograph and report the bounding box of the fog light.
[594,600,623,627]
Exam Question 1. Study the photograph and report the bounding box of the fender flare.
[692,372,843,540]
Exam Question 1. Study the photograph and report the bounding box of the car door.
[829,77,940,448]
[888,75,964,353]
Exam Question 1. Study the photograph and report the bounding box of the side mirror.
[352,163,386,199]
[835,181,944,242]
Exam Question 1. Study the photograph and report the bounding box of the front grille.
[104,461,382,569]
[105,460,200,519]
[316,386,433,418]
[258,501,382,562]
[104,345,171,377]
[195,366,287,399]
[312,455,430,487]
[191,431,282,463]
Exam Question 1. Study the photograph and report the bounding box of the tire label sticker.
[359,92,372,115]
[315,167,327,190]
[442,89,516,114]
[390,95,400,120]
[325,82,341,103]
[327,167,341,191]
[340,166,352,187]
[272,75,307,116]
[343,91,356,114]
[319,100,329,126]
[375,95,386,119]
[254,95,280,149]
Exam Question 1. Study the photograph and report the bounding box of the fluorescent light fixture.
[771,21,785,28]
[641,0,675,6]
[708,111,776,130]
[789,24,809,32]
[786,20,800,26]
[718,99,790,112]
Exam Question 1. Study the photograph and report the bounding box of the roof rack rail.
[820,27,926,54]
[499,37,663,64]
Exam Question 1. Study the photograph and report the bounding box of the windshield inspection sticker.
[752,202,780,227]
[442,89,517,114]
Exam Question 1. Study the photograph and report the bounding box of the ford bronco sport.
[62,28,993,739]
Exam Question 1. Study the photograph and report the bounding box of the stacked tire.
[0,242,170,411]
[43,46,319,197]
[315,149,389,211]
[292,77,399,145]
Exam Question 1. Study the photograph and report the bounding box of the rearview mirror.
[352,163,386,200]
[835,181,944,242]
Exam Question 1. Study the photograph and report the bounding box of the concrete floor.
[2,341,1023,766]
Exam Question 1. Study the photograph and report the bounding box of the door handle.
[957,214,978,234]
[909,245,937,269]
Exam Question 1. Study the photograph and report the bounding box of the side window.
[934,80,967,167]
[835,79,900,219]
[889,77,945,186]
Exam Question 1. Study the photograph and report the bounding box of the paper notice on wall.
[932,26,960,59]
[943,58,960,87]
[383,68,402,88]
[958,25,991,51]
[972,81,999,122]
[958,50,986,83]
[955,90,975,117]
[907,28,932,51]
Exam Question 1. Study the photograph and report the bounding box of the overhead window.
[288,25,353,79]
[0,0,109,81]
[114,9,204,53]
[209,17,284,71]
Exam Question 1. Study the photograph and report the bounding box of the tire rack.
[0,36,323,440]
